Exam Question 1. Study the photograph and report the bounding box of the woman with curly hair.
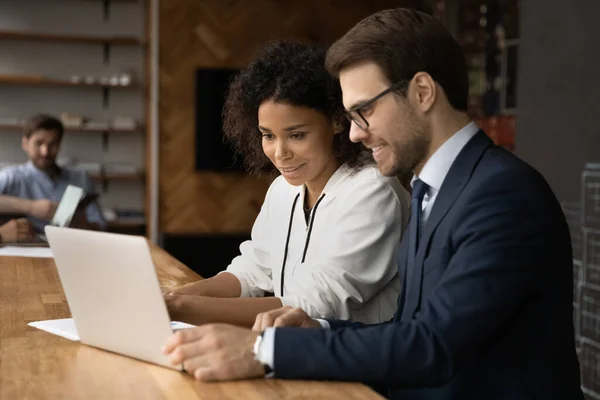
[165,39,410,327]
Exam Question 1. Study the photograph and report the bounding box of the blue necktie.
[400,179,429,321]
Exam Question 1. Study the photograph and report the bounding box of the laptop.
[43,226,187,370]
[36,185,85,242]
[51,185,85,227]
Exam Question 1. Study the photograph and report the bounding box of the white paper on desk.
[28,318,197,342]
[28,318,80,341]
[0,246,53,258]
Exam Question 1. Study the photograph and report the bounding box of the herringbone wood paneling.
[159,0,408,234]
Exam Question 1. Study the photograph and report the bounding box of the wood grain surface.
[0,243,383,399]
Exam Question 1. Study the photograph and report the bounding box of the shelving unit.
[0,75,140,109]
[66,0,139,2]
[0,75,138,89]
[55,0,142,23]
[0,30,143,45]
[0,124,142,135]
[0,0,148,235]
[0,28,145,65]
[89,172,145,182]
[107,220,145,228]
[106,220,146,235]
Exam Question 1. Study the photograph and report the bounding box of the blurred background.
[0,0,598,395]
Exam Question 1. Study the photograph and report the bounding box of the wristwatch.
[252,332,274,377]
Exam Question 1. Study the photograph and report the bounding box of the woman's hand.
[253,306,322,332]
[164,280,205,296]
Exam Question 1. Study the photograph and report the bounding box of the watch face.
[253,334,263,355]
[253,333,273,376]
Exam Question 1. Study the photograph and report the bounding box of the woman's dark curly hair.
[223,39,371,175]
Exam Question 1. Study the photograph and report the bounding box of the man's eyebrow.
[347,99,370,111]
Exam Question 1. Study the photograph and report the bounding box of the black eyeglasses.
[344,81,407,130]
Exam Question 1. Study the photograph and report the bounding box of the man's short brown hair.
[23,114,64,139]
[325,8,469,111]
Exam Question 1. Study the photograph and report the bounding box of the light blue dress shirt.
[0,161,107,232]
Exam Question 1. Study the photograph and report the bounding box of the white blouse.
[226,164,410,324]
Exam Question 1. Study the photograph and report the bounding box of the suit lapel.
[403,131,493,319]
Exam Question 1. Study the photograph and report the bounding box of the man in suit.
[162,8,583,399]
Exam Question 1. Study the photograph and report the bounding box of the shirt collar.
[297,163,354,207]
[25,160,64,181]
[411,121,479,192]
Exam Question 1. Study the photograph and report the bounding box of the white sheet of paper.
[28,318,80,341]
[28,318,196,342]
[0,246,53,258]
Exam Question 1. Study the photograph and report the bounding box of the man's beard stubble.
[388,120,430,178]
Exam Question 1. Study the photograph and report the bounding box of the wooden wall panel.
[159,0,408,234]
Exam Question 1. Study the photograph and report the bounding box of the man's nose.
[349,121,368,143]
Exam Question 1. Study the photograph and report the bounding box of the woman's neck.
[304,158,340,208]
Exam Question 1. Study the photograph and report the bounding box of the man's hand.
[27,199,58,221]
[162,324,264,381]
[0,218,34,243]
[252,306,321,332]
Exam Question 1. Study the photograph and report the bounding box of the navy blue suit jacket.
[272,131,583,399]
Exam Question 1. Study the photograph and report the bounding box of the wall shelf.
[64,0,140,2]
[0,124,143,134]
[0,75,139,89]
[107,220,146,229]
[0,30,143,45]
[106,219,146,234]
[1,0,149,236]
[90,172,145,182]
[0,75,139,108]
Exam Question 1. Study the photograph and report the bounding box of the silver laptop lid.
[44,226,179,369]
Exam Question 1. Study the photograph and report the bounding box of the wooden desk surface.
[0,242,383,400]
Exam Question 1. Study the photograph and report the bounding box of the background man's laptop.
[36,185,85,242]
[40,226,191,370]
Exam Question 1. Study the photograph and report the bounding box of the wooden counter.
[0,243,383,400]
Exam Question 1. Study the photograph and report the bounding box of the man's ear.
[410,71,436,113]
[21,136,28,152]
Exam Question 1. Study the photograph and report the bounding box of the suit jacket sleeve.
[273,170,556,387]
